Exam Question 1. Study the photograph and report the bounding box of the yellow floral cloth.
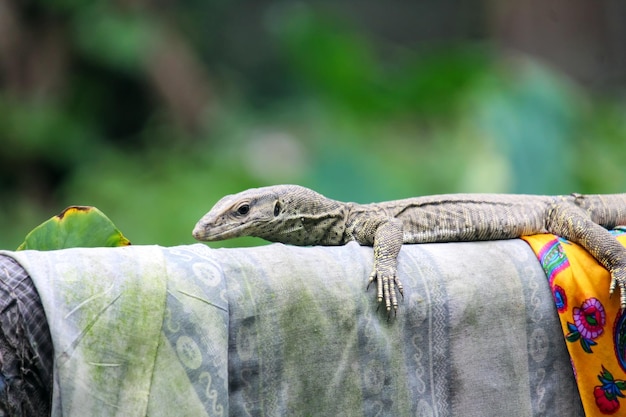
[523,231,626,416]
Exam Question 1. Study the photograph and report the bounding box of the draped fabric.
[523,231,626,416]
[2,240,583,416]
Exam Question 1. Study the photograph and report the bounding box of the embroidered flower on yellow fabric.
[566,297,606,353]
[595,366,626,415]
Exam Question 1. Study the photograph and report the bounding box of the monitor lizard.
[192,185,626,313]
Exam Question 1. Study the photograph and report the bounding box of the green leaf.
[17,206,131,251]
[600,366,615,382]
[578,338,597,354]
[566,330,580,343]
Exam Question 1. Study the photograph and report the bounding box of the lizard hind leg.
[546,201,626,310]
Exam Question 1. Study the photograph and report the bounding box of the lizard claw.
[609,268,626,311]
[397,279,404,300]
[367,267,403,314]
[366,270,383,306]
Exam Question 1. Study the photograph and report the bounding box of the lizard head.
[192,185,346,245]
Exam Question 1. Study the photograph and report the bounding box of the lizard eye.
[273,201,281,217]
[236,204,250,216]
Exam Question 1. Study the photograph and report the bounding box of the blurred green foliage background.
[1,1,625,249]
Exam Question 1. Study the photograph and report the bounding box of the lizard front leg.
[365,218,404,312]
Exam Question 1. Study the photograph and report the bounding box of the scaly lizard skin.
[192,185,626,312]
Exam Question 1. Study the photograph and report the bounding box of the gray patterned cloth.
[2,240,584,416]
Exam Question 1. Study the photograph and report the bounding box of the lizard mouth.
[192,220,256,241]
